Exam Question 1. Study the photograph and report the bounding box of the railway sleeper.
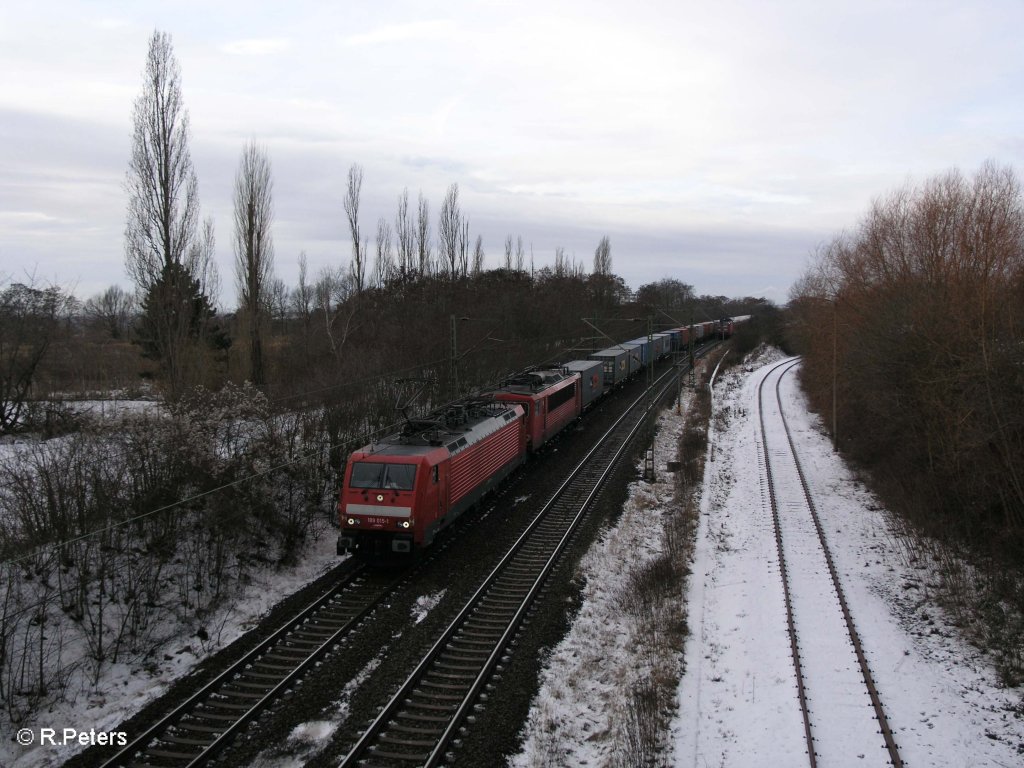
[145,747,203,760]
[160,734,217,748]
[252,659,299,673]
[467,612,513,625]
[427,669,477,682]
[492,577,538,589]
[403,700,459,715]
[435,658,482,672]
[377,733,439,748]
[189,713,245,727]
[175,722,226,735]
[503,563,542,575]
[417,678,471,694]
[457,626,505,640]
[446,639,495,653]
[450,635,498,648]
[231,676,278,690]
[316,608,360,622]
[367,746,432,762]
[217,687,269,700]
[284,634,327,647]
[487,585,530,598]
[243,666,291,681]
[200,698,257,712]
[478,596,523,609]
[463,618,511,633]
[297,621,339,634]
[396,710,453,724]
[388,720,448,735]
[413,692,466,704]
[261,650,309,663]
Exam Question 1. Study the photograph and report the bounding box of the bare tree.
[417,191,432,275]
[291,252,314,364]
[344,164,365,293]
[395,188,416,279]
[459,217,470,277]
[472,234,485,275]
[233,141,275,386]
[191,216,220,304]
[292,252,312,320]
[314,266,358,369]
[374,217,394,287]
[504,234,514,270]
[438,183,461,277]
[268,277,287,330]
[83,285,135,340]
[515,236,525,272]
[594,235,612,276]
[554,246,568,277]
[124,30,207,396]
[0,278,71,434]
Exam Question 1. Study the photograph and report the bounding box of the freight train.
[337,319,735,556]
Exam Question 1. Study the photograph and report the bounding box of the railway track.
[99,561,401,768]
[338,356,690,767]
[756,358,903,768]
[95,348,708,768]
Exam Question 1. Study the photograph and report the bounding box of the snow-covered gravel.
[510,347,1023,767]
[674,354,1024,767]
[509,382,696,767]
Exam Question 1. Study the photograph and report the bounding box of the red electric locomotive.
[487,367,582,451]
[337,397,526,556]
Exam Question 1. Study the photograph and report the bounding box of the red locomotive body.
[488,368,582,451]
[338,398,526,555]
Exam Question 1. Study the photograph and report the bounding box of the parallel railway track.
[95,348,709,768]
[100,562,400,768]
[757,358,903,768]
[339,356,690,767]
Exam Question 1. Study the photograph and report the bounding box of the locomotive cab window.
[384,464,416,490]
[350,462,416,490]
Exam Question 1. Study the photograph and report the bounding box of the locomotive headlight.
[347,518,358,526]
[399,520,410,528]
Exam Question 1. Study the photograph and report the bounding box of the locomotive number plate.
[366,516,390,526]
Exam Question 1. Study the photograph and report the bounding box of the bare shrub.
[790,162,1024,682]
[614,677,671,768]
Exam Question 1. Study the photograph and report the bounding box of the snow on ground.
[673,355,1024,767]
[5,530,343,768]
[509,391,694,767]
[249,645,391,768]
[411,590,447,624]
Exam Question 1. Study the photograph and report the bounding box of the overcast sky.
[2,1,1023,307]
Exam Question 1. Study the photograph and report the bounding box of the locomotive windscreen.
[349,462,417,490]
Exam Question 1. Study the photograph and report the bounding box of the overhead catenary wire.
[0,319,671,570]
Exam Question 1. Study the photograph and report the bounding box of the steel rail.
[757,357,904,768]
[99,560,400,768]
[773,362,904,768]
[757,357,817,767]
[340,353,696,767]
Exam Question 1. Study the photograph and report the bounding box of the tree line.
[0,28,772,725]
[788,162,1024,682]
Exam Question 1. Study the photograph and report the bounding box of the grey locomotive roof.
[493,367,574,393]
[356,400,521,459]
